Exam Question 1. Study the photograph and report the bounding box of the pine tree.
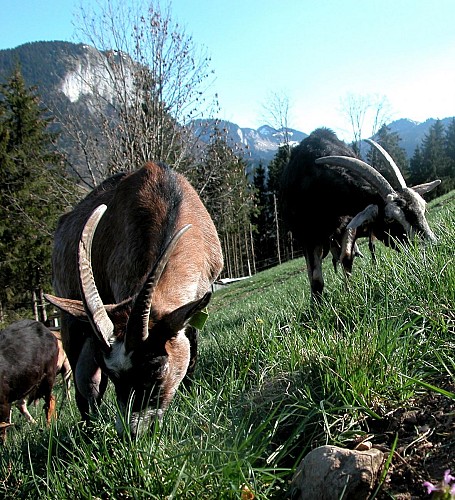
[267,145,293,265]
[267,144,291,195]
[409,145,427,186]
[367,124,409,185]
[0,66,77,321]
[194,130,254,277]
[418,120,448,198]
[251,162,274,268]
[443,119,455,192]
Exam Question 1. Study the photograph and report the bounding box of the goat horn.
[125,224,192,350]
[315,156,395,200]
[341,204,379,270]
[364,139,407,190]
[78,204,114,351]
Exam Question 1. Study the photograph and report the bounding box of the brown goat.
[46,162,223,436]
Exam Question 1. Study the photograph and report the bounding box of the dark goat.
[45,162,223,436]
[15,328,72,422]
[0,320,58,442]
[280,128,440,298]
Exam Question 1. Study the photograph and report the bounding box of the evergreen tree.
[418,120,448,198]
[409,145,427,186]
[267,144,291,195]
[367,124,409,185]
[267,145,293,266]
[0,66,77,321]
[194,130,254,277]
[443,119,455,192]
[422,120,447,178]
[251,162,274,268]
[445,119,455,162]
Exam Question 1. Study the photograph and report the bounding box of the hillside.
[1,192,453,498]
[0,41,88,97]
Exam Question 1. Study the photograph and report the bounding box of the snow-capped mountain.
[192,120,307,163]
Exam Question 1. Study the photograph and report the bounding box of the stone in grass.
[289,445,384,500]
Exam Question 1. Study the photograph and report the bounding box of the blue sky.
[1,0,455,140]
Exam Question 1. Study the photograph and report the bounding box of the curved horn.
[78,204,114,351]
[125,224,192,351]
[341,204,379,273]
[364,138,407,190]
[315,156,395,200]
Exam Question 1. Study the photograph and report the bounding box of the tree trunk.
[39,288,48,323]
[249,223,256,275]
[274,194,281,265]
[32,290,39,321]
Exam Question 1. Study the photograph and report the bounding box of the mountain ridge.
[0,41,453,165]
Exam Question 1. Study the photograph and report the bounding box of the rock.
[289,445,384,500]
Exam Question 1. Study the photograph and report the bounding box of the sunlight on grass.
[1,197,453,498]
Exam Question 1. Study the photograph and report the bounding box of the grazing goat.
[45,162,223,436]
[15,327,72,418]
[280,128,440,298]
[0,320,58,442]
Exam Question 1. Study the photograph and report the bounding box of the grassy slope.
[1,192,454,499]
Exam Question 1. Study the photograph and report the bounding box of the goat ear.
[411,179,441,196]
[162,292,212,333]
[45,293,132,321]
[44,294,89,320]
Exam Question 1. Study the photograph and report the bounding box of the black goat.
[15,327,72,419]
[0,320,59,442]
[280,128,440,298]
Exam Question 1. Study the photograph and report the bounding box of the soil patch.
[365,383,455,498]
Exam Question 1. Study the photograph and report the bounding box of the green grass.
[1,194,454,499]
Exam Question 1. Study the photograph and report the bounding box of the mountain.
[192,119,307,164]
[242,124,307,162]
[0,41,307,169]
[0,40,453,171]
[0,41,109,103]
[387,117,455,157]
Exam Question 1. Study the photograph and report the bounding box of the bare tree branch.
[63,0,219,185]
[340,93,392,154]
[261,90,293,147]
